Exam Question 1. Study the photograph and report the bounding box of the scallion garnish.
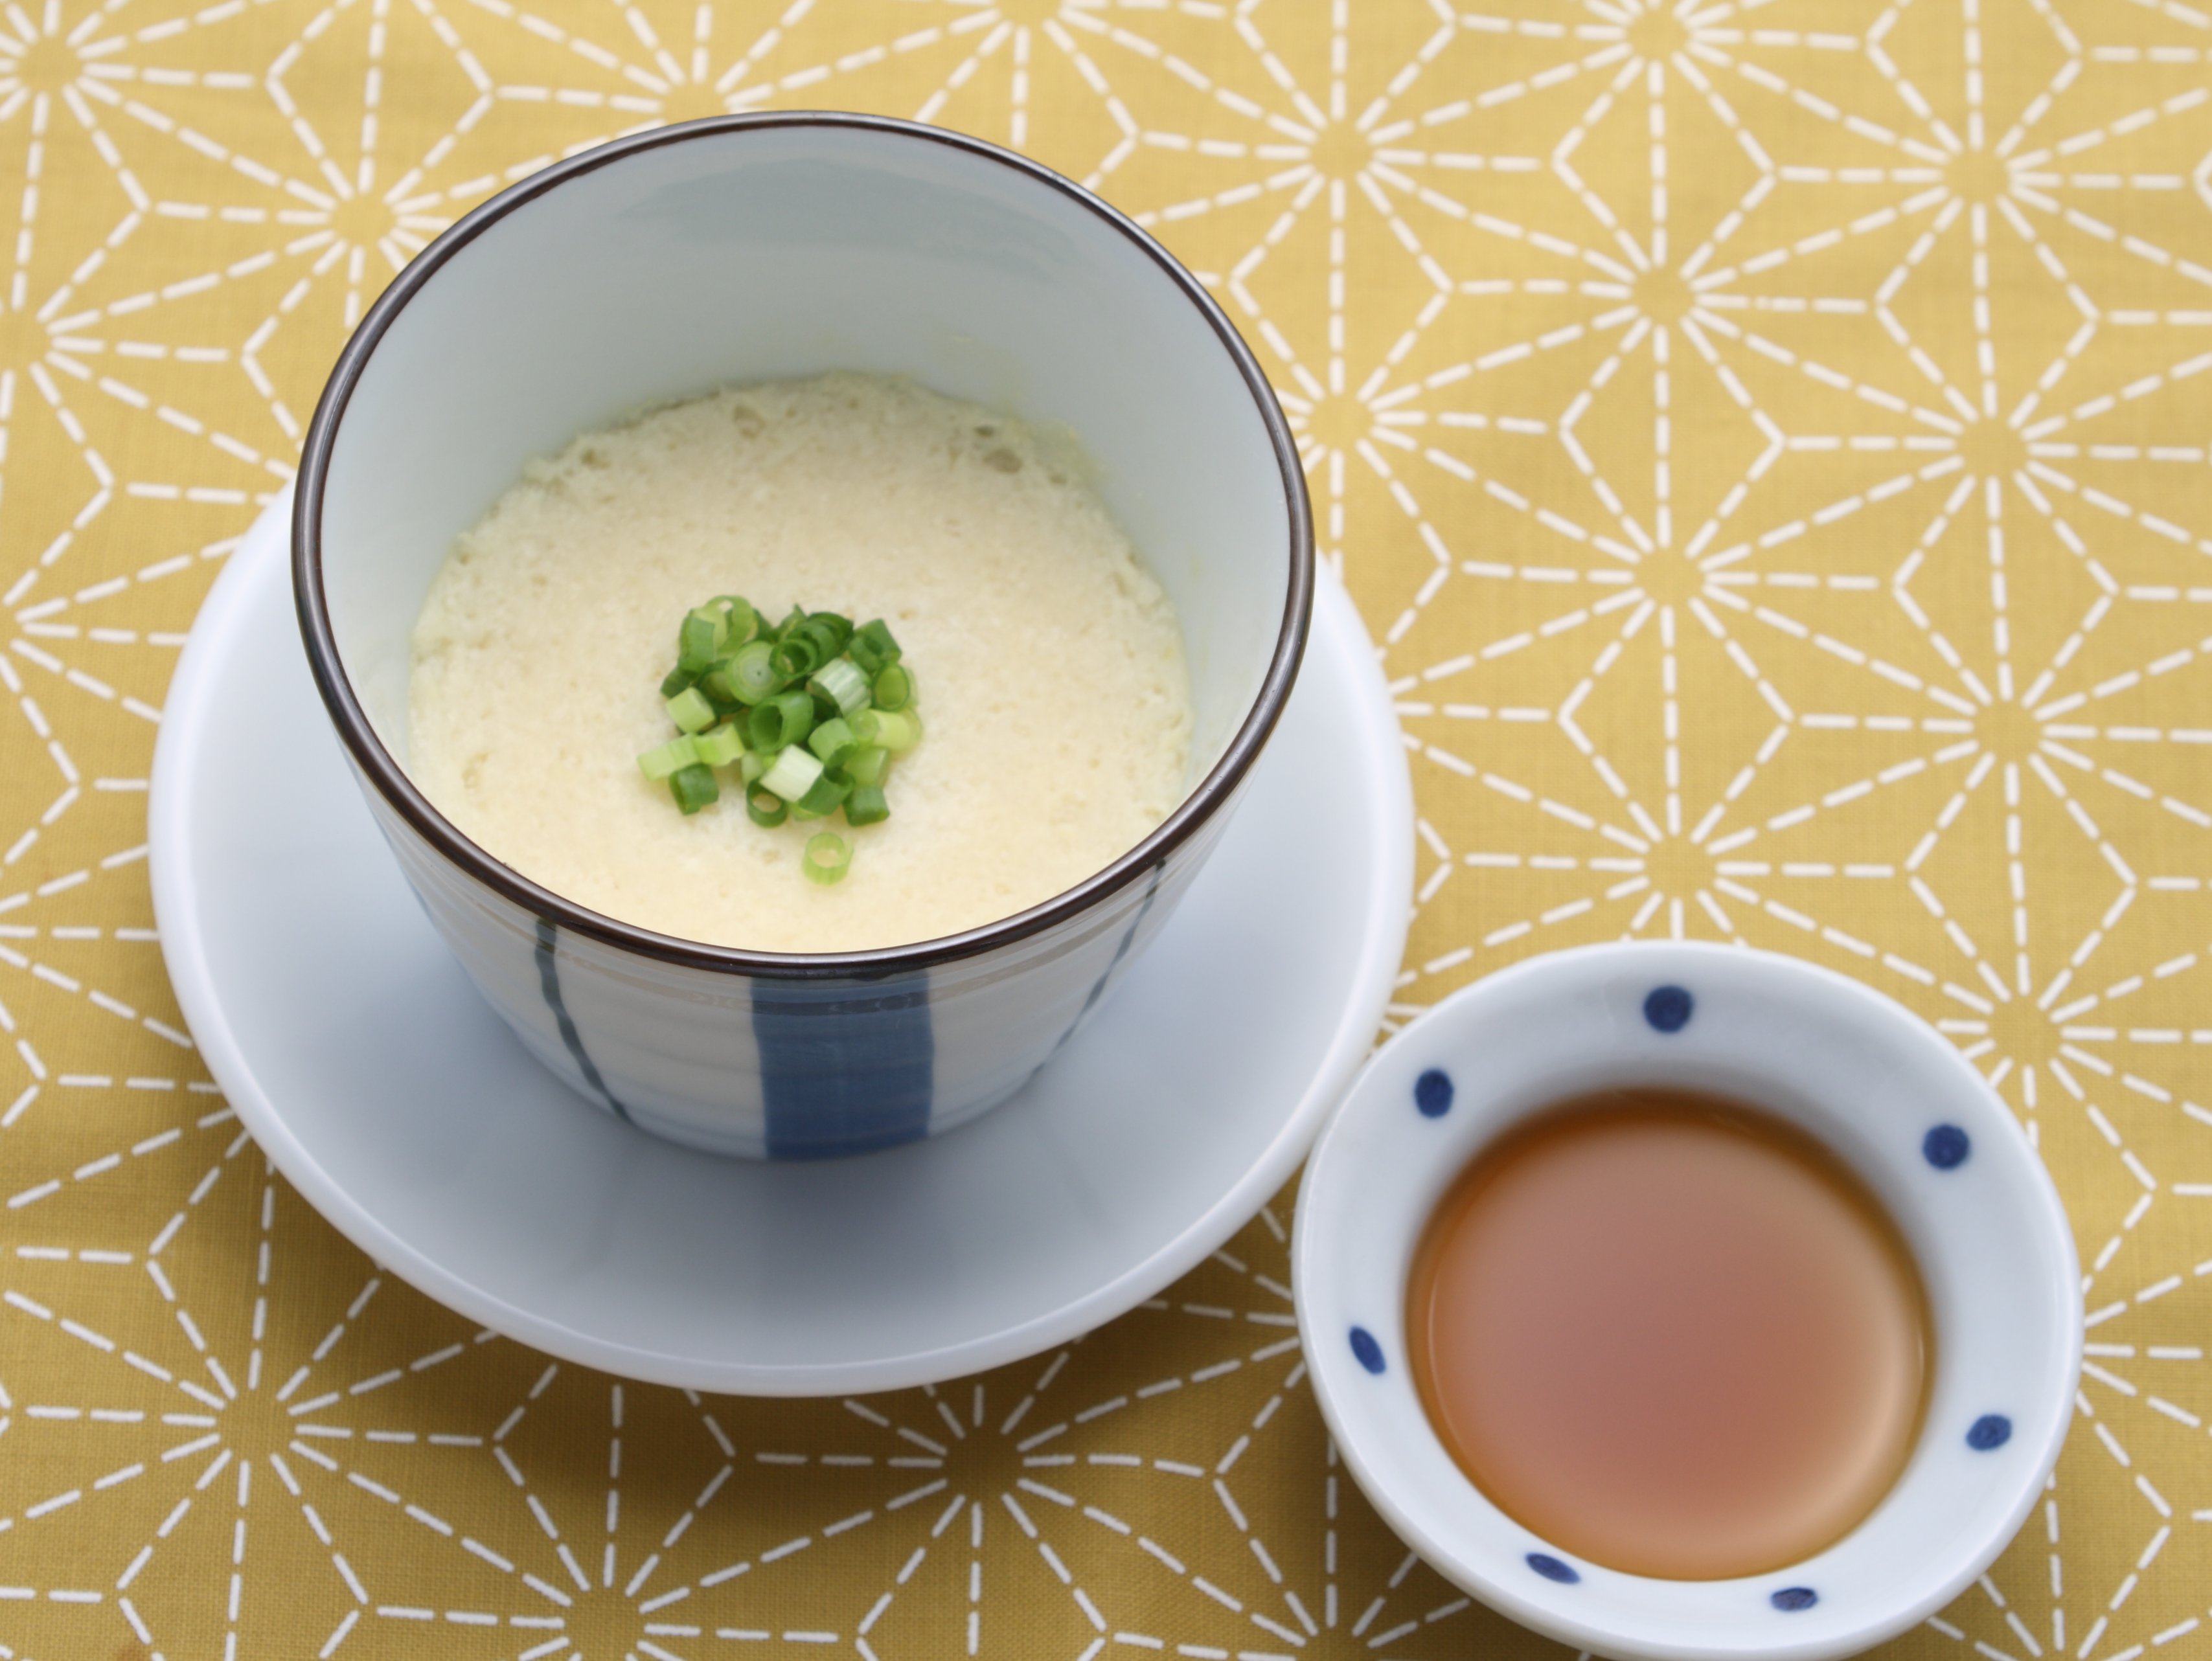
[758,743,825,803]
[692,723,745,769]
[810,656,872,717]
[666,685,716,734]
[668,762,719,815]
[771,633,821,681]
[791,769,852,819]
[747,688,816,752]
[709,595,759,646]
[678,609,725,675]
[638,596,920,881]
[717,640,781,705]
[637,735,700,780]
[856,617,901,663]
[871,662,913,711]
[854,708,920,753]
[845,782,889,826]
[803,831,852,885]
[808,716,859,769]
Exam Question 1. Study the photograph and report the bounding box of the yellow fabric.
[3,2,2209,1657]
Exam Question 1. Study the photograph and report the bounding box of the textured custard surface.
[408,374,1191,952]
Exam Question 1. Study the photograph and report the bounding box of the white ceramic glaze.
[150,491,1409,1394]
[1294,942,2081,1661]
[292,113,1311,1158]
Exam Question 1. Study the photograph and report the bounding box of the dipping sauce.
[1407,1089,1928,1580]
[407,373,1191,953]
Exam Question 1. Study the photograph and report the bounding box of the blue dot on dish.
[1924,1124,1971,1169]
[1349,1326,1385,1375]
[1968,1414,2012,1451]
[1525,1553,1580,1585]
[1415,1068,1454,1118]
[1643,984,1694,1034]
[1771,1587,1818,1612]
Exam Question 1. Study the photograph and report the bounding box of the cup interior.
[307,116,1297,809]
[1295,942,2082,1661]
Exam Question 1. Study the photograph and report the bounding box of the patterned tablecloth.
[6,1,2212,1657]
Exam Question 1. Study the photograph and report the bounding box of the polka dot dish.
[1294,941,2082,1661]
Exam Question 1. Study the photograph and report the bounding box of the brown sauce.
[1407,1089,1930,1580]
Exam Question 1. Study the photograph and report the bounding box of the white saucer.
[149,493,1412,1394]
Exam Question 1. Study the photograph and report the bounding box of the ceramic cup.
[293,113,1311,1160]
[1295,942,2081,1661]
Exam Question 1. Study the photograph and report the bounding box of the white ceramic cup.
[1295,942,2081,1661]
[293,114,1311,1160]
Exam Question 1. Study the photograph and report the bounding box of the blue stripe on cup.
[754,972,935,1159]
[1038,863,1167,1072]
[534,918,633,1125]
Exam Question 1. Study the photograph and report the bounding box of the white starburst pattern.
[8,0,2212,1656]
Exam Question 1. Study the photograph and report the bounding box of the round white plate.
[149,492,1413,1394]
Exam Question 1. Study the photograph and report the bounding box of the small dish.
[149,491,1409,1394]
[1294,942,2081,1661]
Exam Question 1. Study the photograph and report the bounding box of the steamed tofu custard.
[408,374,1192,953]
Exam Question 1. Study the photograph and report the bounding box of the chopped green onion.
[710,639,782,706]
[856,618,901,665]
[803,831,852,886]
[844,782,889,826]
[758,744,824,803]
[793,769,852,818]
[692,723,745,769]
[795,624,838,668]
[871,662,913,711]
[854,707,920,753]
[771,632,823,681]
[668,762,719,815]
[678,608,726,674]
[666,685,716,734]
[808,716,859,768]
[646,596,917,881]
[810,656,872,717]
[847,624,899,675]
[709,595,758,646]
[747,688,815,752]
[637,735,700,780]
